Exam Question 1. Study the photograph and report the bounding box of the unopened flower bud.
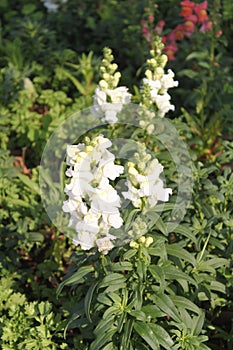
[130,241,139,248]
[145,69,153,80]
[155,67,164,76]
[147,124,155,134]
[99,80,108,90]
[145,237,153,247]
[111,63,118,71]
[160,54,168,66]
[128,166,138,176]
[85,145,94,153]
[138,236,146,243]
[114,71,121,81]
[103,73,110,81]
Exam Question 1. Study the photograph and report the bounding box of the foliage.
[0,266,69,349]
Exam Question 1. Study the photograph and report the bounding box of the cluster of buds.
[92,48,131,124]
[130,236,154,249]
[141,0,222,61]
[139,37,178,131]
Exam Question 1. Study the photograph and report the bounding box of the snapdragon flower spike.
[62,135,124,254]
[140,38,178,129]
[123,145,172,210]
[92,48,131,124]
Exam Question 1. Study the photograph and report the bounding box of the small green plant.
[0,268,68,349]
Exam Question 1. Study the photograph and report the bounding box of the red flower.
[163,42,178,61]
[173,24,185,40]
[165,31,176,43]
[183,19,196,34]
[180,0,195,18]
[216,29,222,37]
[194,1,209,22]
[200,20,212,32]
[148,14,155,22]
[180,0,195,7]
[154,20,165,35]
[142,27,151,42]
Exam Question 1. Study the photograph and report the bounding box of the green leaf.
[17,173,40,194]
[57,265,94,295]
[123,249,137,260]
[149,324,173,349]
[84,282,98,322]
[193,310,205,335]
[125,209,140,231]
[111,261,133,271]
[103,306,122,319]
[25,232,44,242]
[170,296,200,314]
[120,319,134,350]
[178,69,198,79]
[186,51,208,61]
[99,273,126,289]
[150,294,181,323]
[134,321,160,350]
[91,322,117,350]
[210,281,226,294]
[102,343,117,350]
[153,215,168,235]
[94,315,115,335]
[197,258,228,273]
[127,310,147,322]
[108,292,122,305]
[148,265,166,291]
[163,266,197,287]
[166,244,196,266]
[97,293,112,306]
[173,225,197,244]
[142,305,166,319]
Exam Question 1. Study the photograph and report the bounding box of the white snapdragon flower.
[102,213,123,229]
[123,157,172,210]
[96,150,124,181]
[141,45,178,120]
[101,103,123,124]
[73,231,97,250]
[63,135,123,253]
[96,235,116,255]
[91,178,121,213]
[154,93,175,118]
[142,78,161,100]
[93,86,131,124]
[66,144,85,166]
[160,69,179,92]
[107,87,132,104]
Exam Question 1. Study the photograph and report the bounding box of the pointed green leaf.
[84,282,98,322]
[166,244,196,266]
[134,321,160,350]
[149,324,173,349]
[163,266,197,287]
[170,296,200,314]
[151,294,181,323]
[57,265,94,295]
[99,273,126,289]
